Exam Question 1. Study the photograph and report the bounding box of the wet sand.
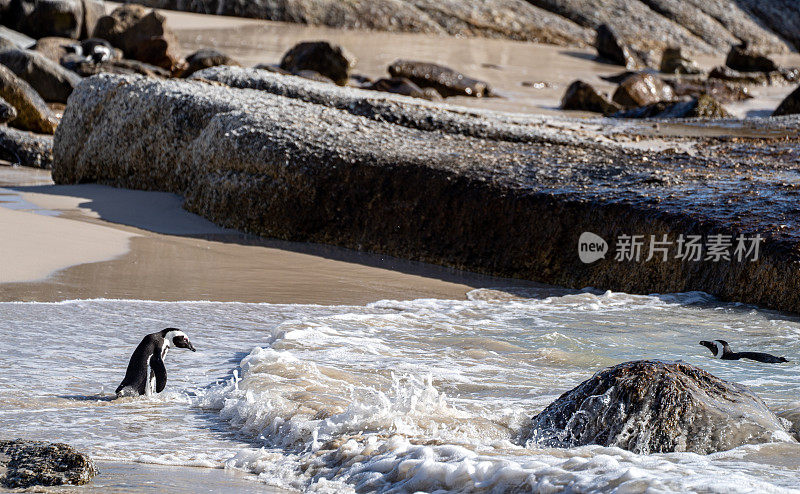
[6,462,288,493]
[0,167,517,304]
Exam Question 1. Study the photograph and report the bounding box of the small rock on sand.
[725,42,779,73]
[387,59,490,97]
[612,72,674,107]
[180,49,240,78]
[279,41,355,86]
[560,80,620,114]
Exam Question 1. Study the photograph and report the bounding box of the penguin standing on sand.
[700,339,788,363]
[116,328,196,397]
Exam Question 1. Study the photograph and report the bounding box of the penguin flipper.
[151,354,167,393]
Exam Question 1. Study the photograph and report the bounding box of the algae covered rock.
[528,360,794,454]
[0,439,97,488]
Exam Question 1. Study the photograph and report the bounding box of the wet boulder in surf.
[528,360,794,454]
[387,60,490,97]
[0,439,97,488]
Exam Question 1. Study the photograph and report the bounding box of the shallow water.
[2,288,799,492]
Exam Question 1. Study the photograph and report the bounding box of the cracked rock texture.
[127,0,797,55]
[0,439,97,488]
[528,360,795,454]
[53,71,800,313]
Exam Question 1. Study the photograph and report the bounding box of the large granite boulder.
[0,120,53,167]
[612,72,675,107]
[0,439,97,488]
[725,42,779,73]
[528,361,795,454]
[560,79,620,114]
[594,24,636,69]
[0,47,81,102]
[0,64,58,133]
[773,86,800,117]
[387,60,490,97]
[92,4,183,73]
[50,69,800,314]
[279,41,354,86]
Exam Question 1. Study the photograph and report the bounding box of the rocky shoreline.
[128,0,798,60]
[0,439,97,488]
[52,69,800,313]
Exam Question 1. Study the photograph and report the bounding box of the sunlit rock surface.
[53,71,800,312]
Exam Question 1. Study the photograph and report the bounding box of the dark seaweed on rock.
[528,361,794,454]
[0,125,52,167]
[387,60,490,97]
[52,72,800,314]
[0,439,97,488]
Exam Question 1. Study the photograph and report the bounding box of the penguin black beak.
[187,340,196,352]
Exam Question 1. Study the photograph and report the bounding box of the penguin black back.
[116,328,196,397]
[699,339,788,363]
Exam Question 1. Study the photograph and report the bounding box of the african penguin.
[699,339,788,363]
[115,328,196,397]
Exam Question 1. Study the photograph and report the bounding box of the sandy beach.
[0,166,516,304]
[2,3,800,492]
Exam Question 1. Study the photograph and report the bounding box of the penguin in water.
[699,339,788,363]
[116,328,196,397]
